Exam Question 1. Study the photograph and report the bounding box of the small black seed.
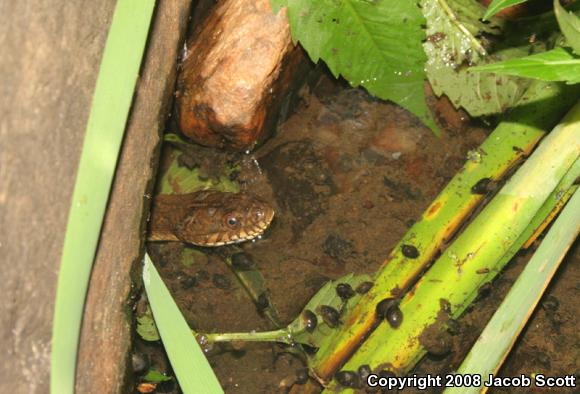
[471,177,492,194]
[401,244,420,259]
[131,353,149,374]
[256,292,270,311]
[375,298,396,320]
[295,368,309,385]
[336,283,355,300]
[231,252,255,270]
[335,370,360,388]
[319,305,341,328]
[356,281,374,294]
[302,310,318,332]
[195,269,210,282]
[212,274,231,290]
[358,364,372,382]
[386,305,403,328]
[180,276,197,289]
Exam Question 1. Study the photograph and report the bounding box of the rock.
[176,0,310,151]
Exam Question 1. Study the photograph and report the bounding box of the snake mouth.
[199,209,274,247]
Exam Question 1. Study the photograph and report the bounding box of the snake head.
[175,191,275,246]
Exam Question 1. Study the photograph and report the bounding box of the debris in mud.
[323,233,355,263]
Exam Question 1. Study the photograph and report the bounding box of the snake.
[147,190,275,247]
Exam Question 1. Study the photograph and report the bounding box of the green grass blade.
[143,254,224,394]
[444,187,580,394]
[50,1,156,393]
[470,47,580,84]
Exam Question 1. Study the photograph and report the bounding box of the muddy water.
[141,78,579,394]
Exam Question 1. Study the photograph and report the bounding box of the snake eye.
[226,216,239,228]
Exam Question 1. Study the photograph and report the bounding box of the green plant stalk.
[482,158,580,285]
[443,188,580,393]
[326,99,580,392]
[222,253,283,327]
[306,81,578,385]
[144,255,224,394]
[50,1,155,393]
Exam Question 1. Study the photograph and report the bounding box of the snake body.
[148,190,275,247]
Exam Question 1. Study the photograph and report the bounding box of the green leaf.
[143,370,172,383]
[482,0,528,20]
[555,0,580,54]
[470,47,580,84]
[271,0,438,133]
[136,305,161,342]
[423,0,531,116]
[143,254,224,394]
[50,1,156,393]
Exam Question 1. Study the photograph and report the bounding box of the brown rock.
[177,0,309,151]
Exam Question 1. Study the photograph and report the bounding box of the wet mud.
[139,77,579,393]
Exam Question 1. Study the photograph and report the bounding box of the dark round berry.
[318,305,341,328]
[256,292,269,311]
[336,283,355,300]
[335,370,360,388]
[356,281,374,294]
[231,252,255,270]
[302,310,318,332]
[401,244,419,259]
[375,298,396,320]
[386,305,403,328]
[471,177,492,194]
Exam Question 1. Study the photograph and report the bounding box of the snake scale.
[148,190,275,247]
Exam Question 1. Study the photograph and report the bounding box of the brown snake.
[148,190,275,247]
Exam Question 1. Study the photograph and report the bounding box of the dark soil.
[138,76,579,393]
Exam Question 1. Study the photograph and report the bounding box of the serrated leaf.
[136,305,161,342]
[271,0,438,133]
[555,0,580,54]
[158,148,239,195]
[482,0,528,20]
[423,0,532,116]
[471,47,580,84]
